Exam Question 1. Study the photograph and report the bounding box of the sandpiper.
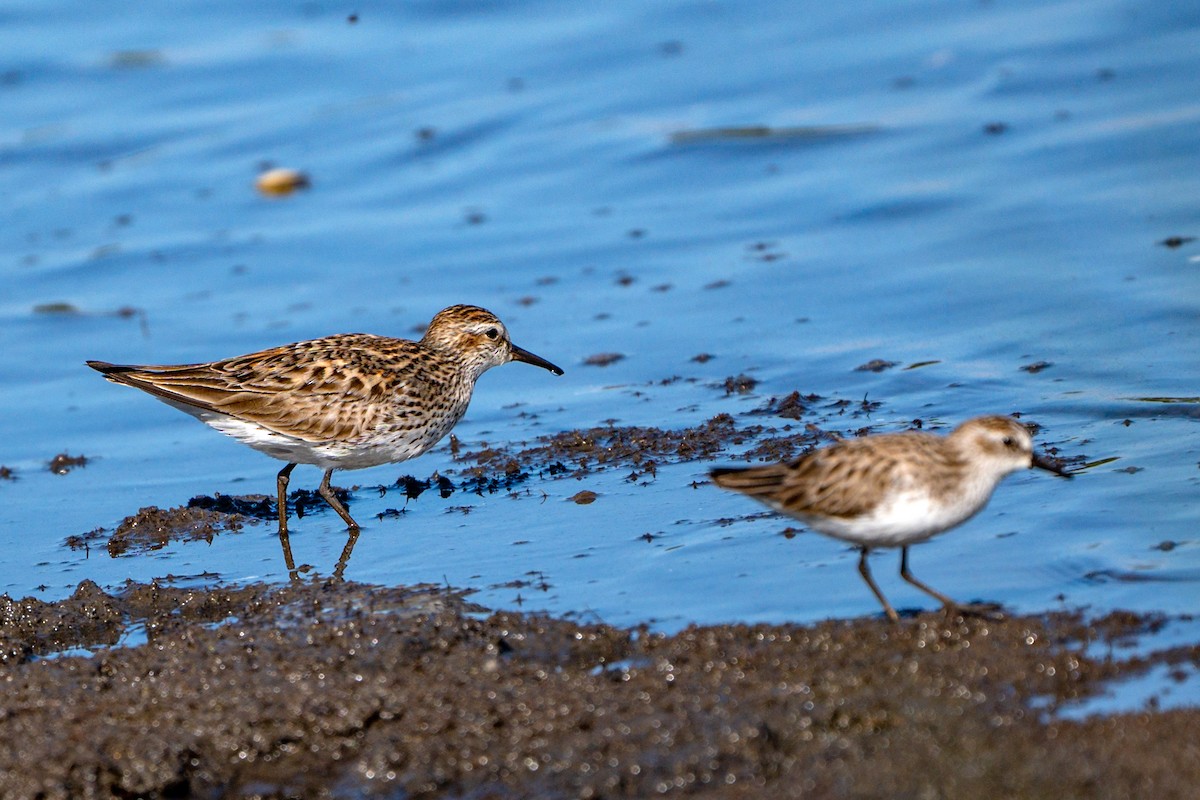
[710,415,1070,622]
[88,304,563,535]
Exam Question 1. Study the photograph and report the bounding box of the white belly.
[177,404,450,471]
[784,486,992,548]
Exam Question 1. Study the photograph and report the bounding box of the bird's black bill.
[511,344,564,376]
[1032,451,1072,478]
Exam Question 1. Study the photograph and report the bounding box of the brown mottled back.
[711,430,967,520]
[89,333,471,446]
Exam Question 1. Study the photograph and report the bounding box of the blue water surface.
[1,0,1197,653]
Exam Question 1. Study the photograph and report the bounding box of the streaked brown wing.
[713,434,939,520]
[771,442,901,519]
[89,334,428,444]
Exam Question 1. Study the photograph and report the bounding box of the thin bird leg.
[857,547,900,623]
[898,546,959,608]
[276,463,297,535]
[319,468,360,531]
[900,547,1005,621]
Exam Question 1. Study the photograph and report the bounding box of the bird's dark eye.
[1002,436,1015,447]
[485,327,499,340]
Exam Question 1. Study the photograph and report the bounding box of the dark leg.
[857,547,900,623]
[900,546,1005,620]
[319,469,359,531]
[278,531,300,582]
[898,546,958,607]
[276,463,297,534]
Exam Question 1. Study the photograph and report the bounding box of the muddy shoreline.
[2,577,1198,799]
[15,414,1192,798]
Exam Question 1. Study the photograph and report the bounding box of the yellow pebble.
[255,167,310,196]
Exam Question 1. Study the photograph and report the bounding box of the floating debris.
[32,302,81,315]
[65,505,248,557]
[108,49,166,69]
[584,353,625,367]
[749,390,817,420]
[48,453,87,475]
[1020,361,1054,374]
[722,374,758,395]
[671,123,879,144]
[255,167,310,196]
[855,359,898,373]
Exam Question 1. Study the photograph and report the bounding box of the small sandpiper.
[710,415,1070,622]
[88,304,563,535]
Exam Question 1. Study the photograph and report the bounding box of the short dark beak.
[511,344,564,376]
[1032,451,1072,478]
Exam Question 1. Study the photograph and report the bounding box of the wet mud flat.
[2,579,1198,799]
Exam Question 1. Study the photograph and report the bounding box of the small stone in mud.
[1158,236,1195,249]
[569,490,598,505]
[703,279,731,290]
[0,466,13,480]
[691,353,714,363]
[983,121,1009,134]
[1153,540,1178,552]
[1020,360,1053,373]
[855,359,898,373]
[48,453,87,474]
[723,374,758,394]
[584,352,624,367]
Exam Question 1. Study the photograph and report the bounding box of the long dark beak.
[511,344,564,376]
[1032,451,1072,478]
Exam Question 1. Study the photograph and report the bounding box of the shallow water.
[2,0,1198,655]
